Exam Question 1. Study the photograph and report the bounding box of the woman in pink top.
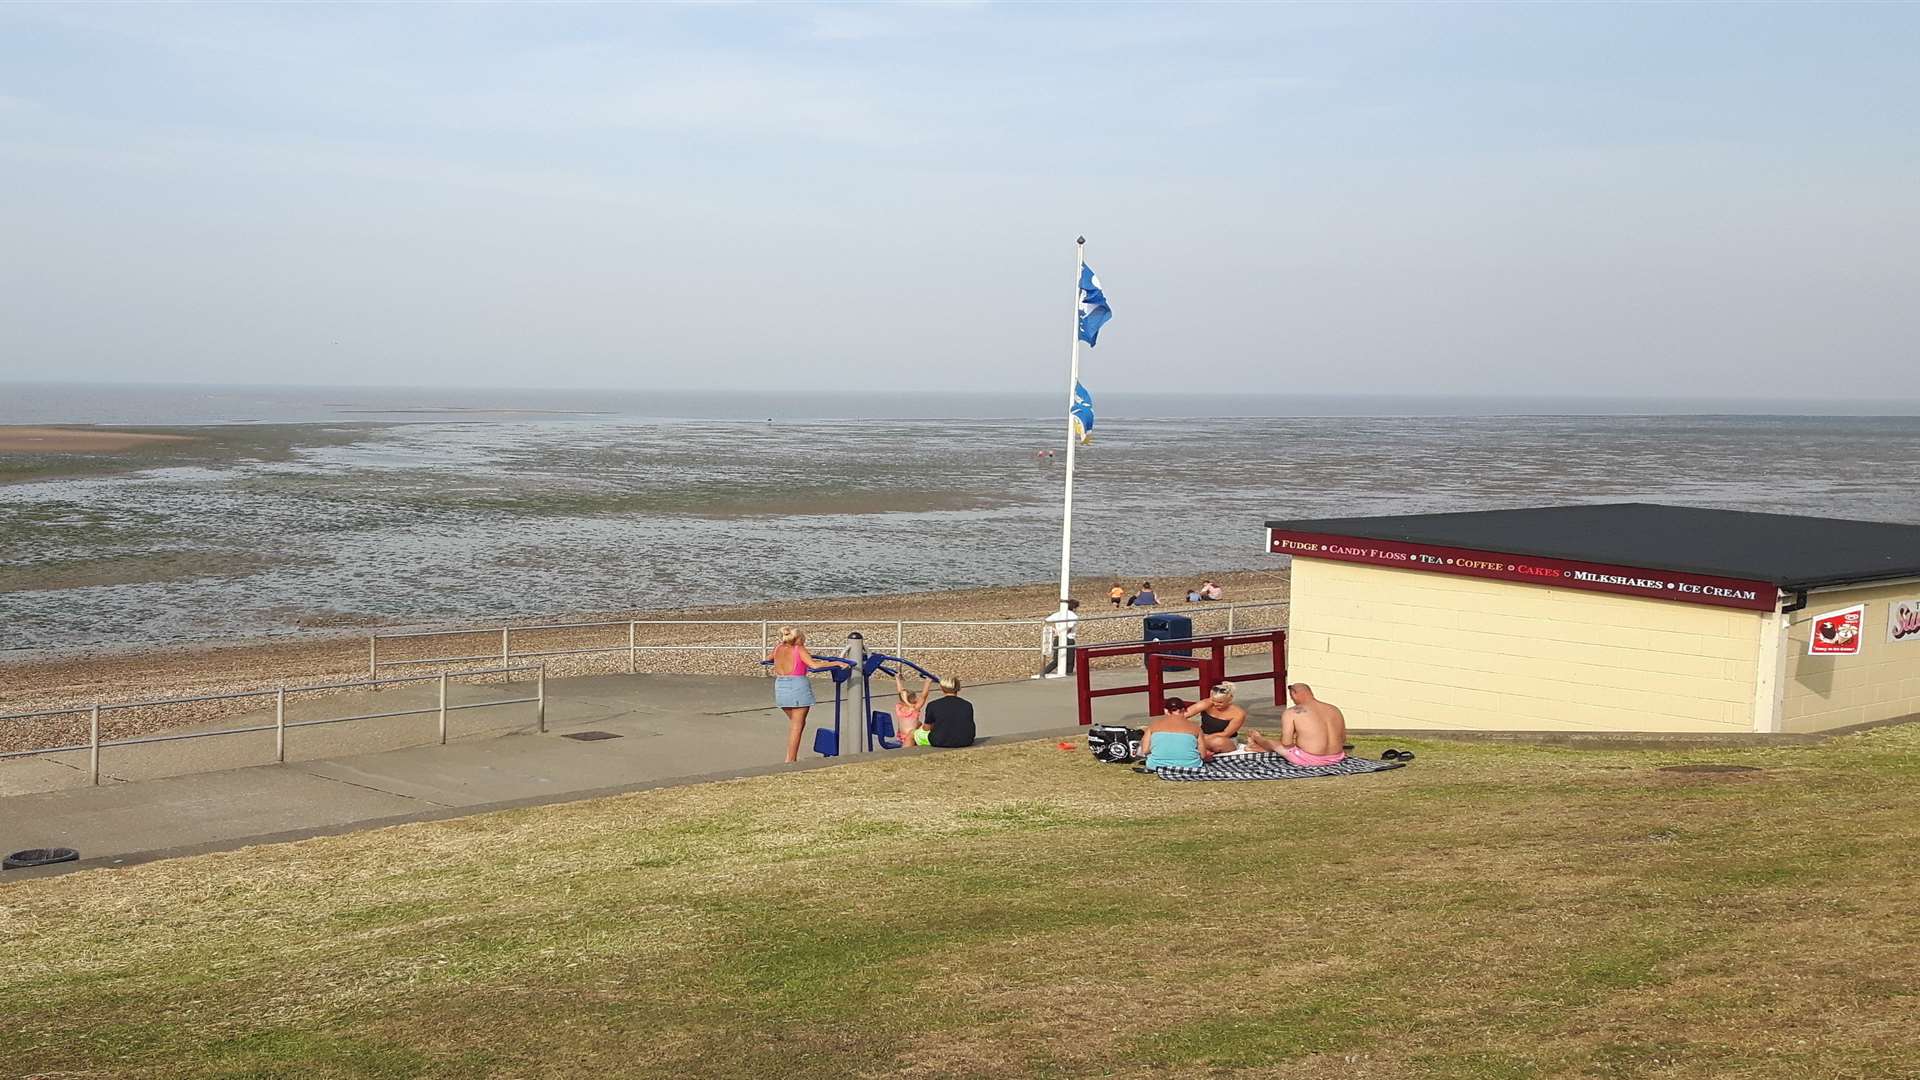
[769,626,822,763]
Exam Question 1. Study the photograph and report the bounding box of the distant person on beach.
[914,677,977,748]
[1141,697,1209,769]
[1173,682,1248,756]
[1245,683,1347,767]
[1201,580,1223,601]
[1109,583,1125,608]
[1039,599,1081,678]
[1129,582,1158,606]
[768,626,827,763]
[889,670,934,745]
[1186,587,1202,603]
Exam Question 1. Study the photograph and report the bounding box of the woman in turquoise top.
[1140,699,1208,769]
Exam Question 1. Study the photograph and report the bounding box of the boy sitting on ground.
[1243,683,1347,766]
[910,677,977,748]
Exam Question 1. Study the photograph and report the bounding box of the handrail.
[364,599,1291,676]
[1074,630,1287,727]
[0,669,463,723]
[0,663,547,787]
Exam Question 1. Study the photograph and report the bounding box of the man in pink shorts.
[1245,683,1347,766]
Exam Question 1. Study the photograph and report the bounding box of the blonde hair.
[1210,682,1235,701]
[938,676,961,694]
[778,626,804,646]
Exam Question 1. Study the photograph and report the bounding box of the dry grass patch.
[2,728,1918,1077]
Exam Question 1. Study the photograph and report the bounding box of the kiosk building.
[1265,504,1920,735]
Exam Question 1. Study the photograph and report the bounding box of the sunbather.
[1244,682,1347,766]
[1173,682,1247,755]
[1140,698,1211,769]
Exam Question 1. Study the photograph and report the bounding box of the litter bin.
[1143,612,1194,667]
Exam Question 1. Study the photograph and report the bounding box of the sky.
[0,2,1916,397]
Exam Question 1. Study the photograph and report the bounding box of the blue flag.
[1070,381,1095,444]
[1077,264,1111,347]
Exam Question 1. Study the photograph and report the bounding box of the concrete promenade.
[0,661,1282,877]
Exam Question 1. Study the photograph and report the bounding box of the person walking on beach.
[769,626,825,763]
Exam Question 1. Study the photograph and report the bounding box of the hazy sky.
[1,2,1915,396]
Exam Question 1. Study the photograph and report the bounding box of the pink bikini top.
[783,647,809,676]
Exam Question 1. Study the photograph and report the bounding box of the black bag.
[1087,724,1145,763]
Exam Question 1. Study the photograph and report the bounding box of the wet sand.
[0,422,382,486]
[0,425,201,453]
[0,568,1290,751]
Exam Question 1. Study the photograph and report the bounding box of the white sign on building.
[1888,599,1920,645]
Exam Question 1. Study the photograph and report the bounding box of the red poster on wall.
[1808,604,1866,656]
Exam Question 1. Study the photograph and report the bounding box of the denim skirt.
[773,675,815,708]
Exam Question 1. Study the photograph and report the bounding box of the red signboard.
[1267,529,1778,612]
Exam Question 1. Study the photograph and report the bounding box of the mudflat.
[0,425,202,453]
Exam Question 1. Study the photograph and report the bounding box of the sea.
[5,382,1920,653]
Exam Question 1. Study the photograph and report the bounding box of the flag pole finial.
[1076,236,1085,245]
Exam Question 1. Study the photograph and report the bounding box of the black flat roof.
[1264,503,1920,590]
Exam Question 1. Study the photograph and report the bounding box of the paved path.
[0,662,1284,876]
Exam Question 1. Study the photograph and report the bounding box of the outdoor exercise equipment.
[765,632,942,758]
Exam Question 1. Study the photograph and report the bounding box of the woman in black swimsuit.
[1178,683,1247,756]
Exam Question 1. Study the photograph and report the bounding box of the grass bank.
[4,728,1917,1078]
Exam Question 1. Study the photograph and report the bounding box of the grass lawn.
[4,728,1918,1079]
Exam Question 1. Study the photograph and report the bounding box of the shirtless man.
[1245,683,1347,766]
[1176,682,1247,756]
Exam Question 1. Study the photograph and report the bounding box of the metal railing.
[365,600,1292,676]
[1075,630,1288,727]
[0,663,545,786]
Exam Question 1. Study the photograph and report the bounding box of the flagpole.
[1056,237,1085,616]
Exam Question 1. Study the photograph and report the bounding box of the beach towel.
[1149,751,1404,782]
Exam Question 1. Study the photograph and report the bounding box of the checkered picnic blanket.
[1150,751,1404,782]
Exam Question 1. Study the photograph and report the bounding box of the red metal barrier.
[1074,630,1286,726]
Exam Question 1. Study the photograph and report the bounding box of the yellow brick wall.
[1783,580,1920,734]
[1288,557,1766,733]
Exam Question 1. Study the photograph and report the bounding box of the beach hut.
[1264,504,1920,735]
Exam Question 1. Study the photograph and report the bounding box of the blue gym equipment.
[765,632,941,758]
